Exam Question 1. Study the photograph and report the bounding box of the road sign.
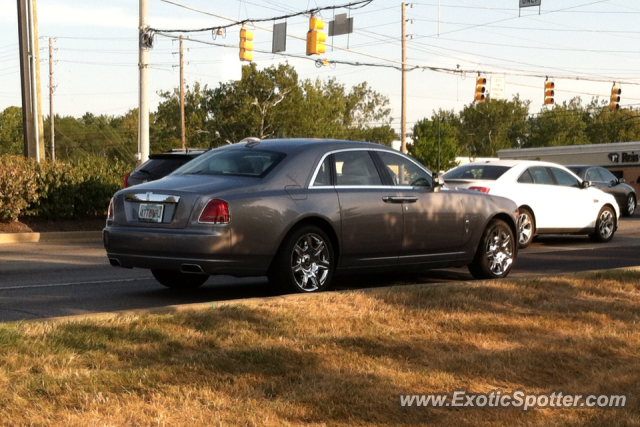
[520,0,541,7]
[491,76,505,100]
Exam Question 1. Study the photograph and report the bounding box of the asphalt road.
[1,216,639,322]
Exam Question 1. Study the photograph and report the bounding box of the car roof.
[224,138,399,154]
[460,159,569,168]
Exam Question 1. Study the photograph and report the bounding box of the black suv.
[124,148,208,188]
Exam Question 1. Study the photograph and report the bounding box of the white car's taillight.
[199,199,230,224]
[107,197,115,219]
[469,186,491,194]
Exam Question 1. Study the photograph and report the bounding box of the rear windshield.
[136,158,191,177]
[443,164,510,180]
[173,149,285,178]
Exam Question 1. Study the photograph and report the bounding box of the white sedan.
[443,160,620,248]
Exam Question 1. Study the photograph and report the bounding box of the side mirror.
[581,180,592,189]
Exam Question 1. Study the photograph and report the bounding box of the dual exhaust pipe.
[109,258,205,274]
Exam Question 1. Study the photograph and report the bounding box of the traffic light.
[306,16,326,56]
[475,76,486,102]
[239,26,254,62]
[610,84,621,110]
[544,80,555,105]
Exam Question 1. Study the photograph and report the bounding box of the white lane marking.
[0,277,149,291]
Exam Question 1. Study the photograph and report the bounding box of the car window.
[586,168,604,182]
[173,149,285,178]
[334,151,382,186]
[551,168,581,188]
[377,151,431,187]
[137,158,190,177]
[443,164,510,180]
[597,167,618,183]
[527,167,553,185]
[517,169,533,183]
[311,156,332,186]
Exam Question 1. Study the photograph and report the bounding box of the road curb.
[0,231,103,245]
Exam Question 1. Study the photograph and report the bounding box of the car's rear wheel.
[268,225,334,293]
[151,269,209,289]
[517,207,535,249]
[624,193,636,217]
[589,206,616,242]
[468,219,515,280]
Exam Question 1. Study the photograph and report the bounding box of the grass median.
[0,270,639,426]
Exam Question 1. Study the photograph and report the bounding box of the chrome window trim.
[124,193,181,203]
[309,148,431,188]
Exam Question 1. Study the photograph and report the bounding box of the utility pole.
[48,37,55,161]
[138,0,150,164]
[179,35,186,150]
[401,3,407,154]
[16,0,33,157]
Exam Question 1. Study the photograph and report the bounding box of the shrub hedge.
[0,156,132,222]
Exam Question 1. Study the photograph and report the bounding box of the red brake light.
[123,172,131,188]
[107,197,115,219]
[469,186,490,194]
[199,199,230,224]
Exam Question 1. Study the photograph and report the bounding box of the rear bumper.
[103,226,269,276]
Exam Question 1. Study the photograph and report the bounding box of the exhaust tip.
[109,258,121,267]
[181,264,205,274]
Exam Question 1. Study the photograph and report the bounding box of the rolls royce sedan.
[104,139,520,292]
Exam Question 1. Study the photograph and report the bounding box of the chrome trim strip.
[124,193,181,203]
[309,147,432,188]
[398,252,464,259]
[108,253,232,263]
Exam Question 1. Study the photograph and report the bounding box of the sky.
[2,0,640,137]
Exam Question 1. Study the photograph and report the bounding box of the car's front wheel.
[269,225,334,293]
[624,193,636,217]
[589,206,616,242]
[151,269,209,289]
[517,207,535,249]
[468,219,515,280]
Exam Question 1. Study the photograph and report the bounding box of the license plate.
[138,203,164,223]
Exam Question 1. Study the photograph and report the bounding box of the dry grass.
[1,270,639,426]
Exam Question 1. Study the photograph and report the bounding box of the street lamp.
[437,115,445,173]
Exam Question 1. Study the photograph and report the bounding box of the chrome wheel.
[627,194,636,216]
[597,209,614,239]
[485,226,514,276]
[290,233,330,292]
[468,219,515,280]
[517,207,535,249]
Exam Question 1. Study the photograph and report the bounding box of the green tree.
[409,110,459,171]
[456,96,530,157]
[0,106,24,155]
[525,97,589,148]
[154,81,211,151]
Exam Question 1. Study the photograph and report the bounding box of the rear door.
[330,150,403,268]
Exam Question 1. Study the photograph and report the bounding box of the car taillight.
[199,199,230,224]
[123,172,131,188]
[469,186,490,194]
[107,197,115,219]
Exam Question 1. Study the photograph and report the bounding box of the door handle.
[383,196,418,203]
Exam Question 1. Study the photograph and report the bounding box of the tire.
[517,207,535,249]
[624,194,636,217]
[589,206,616,243]
[151,269,209,290]
[268,225,334,293]
[468,219,515,280]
